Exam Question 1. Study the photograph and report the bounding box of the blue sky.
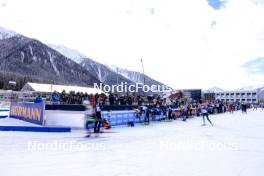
[243,58,264,74]
[207,0,226,10]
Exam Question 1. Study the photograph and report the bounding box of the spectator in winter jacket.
[34,96,43,104]
[109,93,115,106]
[89,94,95,106]
[51,91,60,104]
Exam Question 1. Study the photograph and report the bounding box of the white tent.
[21,82,104,94]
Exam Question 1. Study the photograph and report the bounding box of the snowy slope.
[107,64,143,82]
[0,26,17,40]
[48,44,86,64]
[79,58,133,85]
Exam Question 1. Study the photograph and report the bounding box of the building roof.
[21,82,104,94]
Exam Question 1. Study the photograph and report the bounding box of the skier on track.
[83,97,95,137]
[167,106,173,121]
[182,104,187,121]
[201,104,213,126]
[94,99,103,133]
[241,103,247,114]
[145,107,150,125]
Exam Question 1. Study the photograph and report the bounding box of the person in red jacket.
[89,94,95,107]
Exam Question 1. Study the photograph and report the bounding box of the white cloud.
[0,0,264,89]
[250,0,264,5]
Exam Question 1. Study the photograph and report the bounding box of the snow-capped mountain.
[48,44,86,64]
[235,85,264,91]
[107,64,166,87]
[204,87,224,93]
[0,26,17,40]
[107,65,142,83]
[49,45,133,85]
[205,85,264,93]
[0,27,100,90]
[79,59,133,85]
[50,45,166,87]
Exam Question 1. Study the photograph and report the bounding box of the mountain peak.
[48,44,87,64]
[106,64,166,87]
[0,26,17,40]
[205,87,224,93]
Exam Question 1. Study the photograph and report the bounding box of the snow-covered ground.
[0,117,40,126]
[1,110,264,176]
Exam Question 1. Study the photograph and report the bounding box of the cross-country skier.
[241,103,247,114]
[182,104,187,121]
[94,99,103,133]
[145,107,150,125]
[83,97,94,137]
[167,106,173,121]
[201,105,213,126]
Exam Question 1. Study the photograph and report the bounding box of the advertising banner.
[9,102,44,125]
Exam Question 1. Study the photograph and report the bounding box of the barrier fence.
[4,103,166,129]
[101,111,164,127]
[1,102,71,132]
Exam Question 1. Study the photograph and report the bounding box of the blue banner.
[9,102,44,125]
[102,111,137,126]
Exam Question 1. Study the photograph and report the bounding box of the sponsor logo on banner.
[9,102,44,125]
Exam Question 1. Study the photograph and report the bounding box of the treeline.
[0,71,55,91]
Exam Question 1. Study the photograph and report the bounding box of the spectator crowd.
[49,90,260,121]
[50,90,165,106]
